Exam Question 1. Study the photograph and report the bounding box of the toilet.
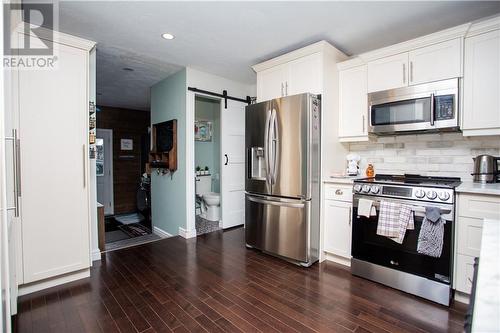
[195,175,220,221]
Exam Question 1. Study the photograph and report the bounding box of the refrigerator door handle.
[271,109,279,185]
[264,109,272,187]
[247,195,304,208]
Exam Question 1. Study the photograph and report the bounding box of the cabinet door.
[339,65,368,140]
[256,64,287,102]
[288,52,323,96]
[19,40,90,283]
[367,53,408,93]
[463,30,500,134]
[409,38,462,85]
[324,200,352,258]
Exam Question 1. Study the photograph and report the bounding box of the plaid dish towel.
[395,204,414,244]
[377,201,414,244]
[377,201,401,238]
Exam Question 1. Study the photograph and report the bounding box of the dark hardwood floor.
[13,227,466,333]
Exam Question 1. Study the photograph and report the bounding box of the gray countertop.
[456,181,500,196]
[472,219,500,332]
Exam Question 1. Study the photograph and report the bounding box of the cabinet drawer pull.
[335,189,343,195]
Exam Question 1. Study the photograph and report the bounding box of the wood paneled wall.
[97,106,150,214]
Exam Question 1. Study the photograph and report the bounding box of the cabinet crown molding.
[466,14,500,37]
[15,22,96,51]
[358,23,470,62]
[252,40,345,73]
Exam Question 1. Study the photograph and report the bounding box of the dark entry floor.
[13,227,466,333]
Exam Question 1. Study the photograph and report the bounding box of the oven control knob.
[426,190,437,200]
[362,185,371,193]
[438,191,450,201]
[353,184,362,193]
[414,189,425,198]
[370,185,380,194]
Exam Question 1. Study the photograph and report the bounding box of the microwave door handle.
[430,93,435,126]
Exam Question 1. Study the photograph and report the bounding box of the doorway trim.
[96,128,114,216]
[186,92,225,237]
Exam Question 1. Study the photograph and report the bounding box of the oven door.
[351,194,454,284]
[368,78,459,134]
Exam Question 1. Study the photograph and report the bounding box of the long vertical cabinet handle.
[264,110,271,186]
[362,115,365,134]
[285,82,288,96]
[83,144,87,188]
[402,63,406,84]
[271,109,279,185]
[410,61,413,83]
[11,129,21,217]
[281,83,284,97]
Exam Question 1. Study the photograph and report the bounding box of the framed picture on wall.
[195,121,212,142]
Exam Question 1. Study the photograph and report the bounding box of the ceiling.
[53,1,500,110]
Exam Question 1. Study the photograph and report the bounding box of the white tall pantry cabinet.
[9,28,96,293]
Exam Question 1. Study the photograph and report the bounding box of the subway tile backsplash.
[348,133,500,181]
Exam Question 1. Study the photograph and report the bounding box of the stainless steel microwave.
[368,78,459,135]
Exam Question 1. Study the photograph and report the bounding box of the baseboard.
[91,249,101,262]
[454,290,470,305]
[18,268,90,296]
[324,252,351,267]
[179,227,197,239]
[153,226,172,238]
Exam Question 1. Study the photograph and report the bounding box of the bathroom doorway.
[194,96,222,235]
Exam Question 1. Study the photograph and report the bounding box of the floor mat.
[114,212,145,225]
[196,215,221,236]
[105,230,130,243]
[119,223,151,238]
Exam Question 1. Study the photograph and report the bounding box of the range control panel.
[353,182,454,204]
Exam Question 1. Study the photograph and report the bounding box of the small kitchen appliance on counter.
[472,155,500,183]
[351,174,462,306]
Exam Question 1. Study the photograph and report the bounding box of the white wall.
[185,68,255,237]
[348,133,500,180]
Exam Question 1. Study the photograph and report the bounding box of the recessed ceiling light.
[161,33,175,40]
[122,67,134,72]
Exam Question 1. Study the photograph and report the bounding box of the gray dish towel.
[417,207,444,258]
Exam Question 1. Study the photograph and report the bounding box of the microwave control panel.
[435,95,454,120]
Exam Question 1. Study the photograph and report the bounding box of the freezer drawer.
[245,194,311,263]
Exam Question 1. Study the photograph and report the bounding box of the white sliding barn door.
[19,39,90,283]
[220,100,246,229]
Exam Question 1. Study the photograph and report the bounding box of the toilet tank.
[195,175,211,195]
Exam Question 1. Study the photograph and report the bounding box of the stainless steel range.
[351,174,461,306]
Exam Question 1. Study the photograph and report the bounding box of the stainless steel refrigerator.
[245,93,321,267]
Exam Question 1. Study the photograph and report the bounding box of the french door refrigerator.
[245,93,321,267]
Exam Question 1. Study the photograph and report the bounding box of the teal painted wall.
[195,97,220,193]
[150,69,187,235]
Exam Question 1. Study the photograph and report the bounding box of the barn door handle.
[224,154,228,165]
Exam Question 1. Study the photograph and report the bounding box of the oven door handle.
[354,198,452,215]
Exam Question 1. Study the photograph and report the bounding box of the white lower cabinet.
[454,193,500,295]
[323,183,352,264]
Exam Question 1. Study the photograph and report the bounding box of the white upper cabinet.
[256,64,288,102]
[288,52,323,96]
[463,29,500,136]
[256,52,323,102]
[367,53,408,93]
[338,65,368,141]
[408,38,462,85]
